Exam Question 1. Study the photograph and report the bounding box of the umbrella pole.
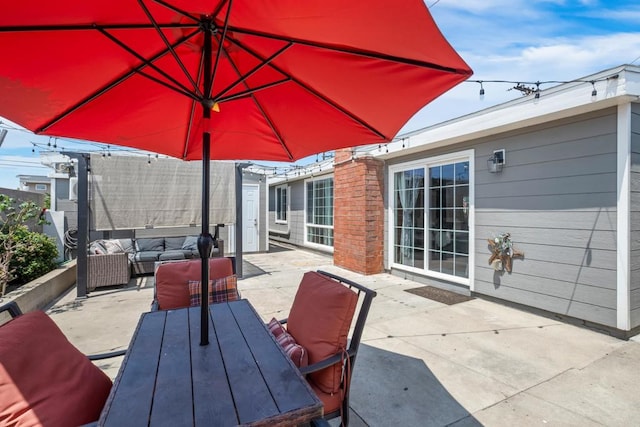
[198,129,212,346]
[197,22,214,346]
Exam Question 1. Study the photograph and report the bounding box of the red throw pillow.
[188,275,239,306]
[286,271,357,394]
[0,311,112,426]
[267,318,308,368]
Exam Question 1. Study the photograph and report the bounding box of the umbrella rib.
[151,0,201,23]
[230,37,388,141]
[36,33,199,133]
[183,39,208,159]
[223,54,294,160]
[208,0,233,99]
[95,25,196,97]
[216,78,290,103]
[137,0,202,97]
[0,23,199,32]
[226,26,471,76]
[211,42,292,102]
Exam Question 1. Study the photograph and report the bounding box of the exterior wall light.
[487,149,505,173]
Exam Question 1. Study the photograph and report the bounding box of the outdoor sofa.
[88,236,224,288]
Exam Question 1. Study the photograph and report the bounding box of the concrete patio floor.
[48,243,640,426]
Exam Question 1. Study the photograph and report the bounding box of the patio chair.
[151,256,238,311]
[276,270,376,427]
[0,301,126,426]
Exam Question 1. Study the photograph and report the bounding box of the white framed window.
[275,184,288,224]
[389,150,474,286]
[305,175,334,249]
[35,183,47,191]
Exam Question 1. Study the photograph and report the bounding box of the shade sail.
[90,155,235,230]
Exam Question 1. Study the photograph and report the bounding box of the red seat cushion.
[286,271,357,394]
[310,382,343,415]
[155,258,234,310]
[0,311,112,427]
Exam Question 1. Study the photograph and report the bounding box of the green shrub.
[5,226,58,286]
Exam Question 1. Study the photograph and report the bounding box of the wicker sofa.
[88,236,224,288]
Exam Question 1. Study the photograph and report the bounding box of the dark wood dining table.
[98,299,323,426]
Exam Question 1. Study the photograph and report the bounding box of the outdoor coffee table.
[99,299,323,426]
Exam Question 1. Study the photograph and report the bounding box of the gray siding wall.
[268,178,307,247]
[630,103,640,328]
[388,108,619,328]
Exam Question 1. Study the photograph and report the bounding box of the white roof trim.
[381,64,640,160]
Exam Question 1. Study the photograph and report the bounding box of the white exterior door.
[242,184,259,252]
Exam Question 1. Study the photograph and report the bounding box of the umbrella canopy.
[0,1,471,161]
[0,1,472,344]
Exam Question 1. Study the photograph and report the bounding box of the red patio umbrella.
[0,1,472,344]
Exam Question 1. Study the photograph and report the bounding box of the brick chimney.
[333,149,384,275]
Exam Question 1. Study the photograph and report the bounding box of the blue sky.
[1,0,640,189]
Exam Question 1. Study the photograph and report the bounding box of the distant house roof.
[17,174,50,184]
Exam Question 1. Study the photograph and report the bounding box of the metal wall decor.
[488,233,524,272]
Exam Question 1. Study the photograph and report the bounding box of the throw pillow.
[182,235,198,250]
[266,318,308,368]
[267,317,286,339]
[102,239,124,254]
[188,275,239,306]
[88,240,107,255]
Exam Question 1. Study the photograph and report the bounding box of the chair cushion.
[134,251,162,262]
[135,237,165,252]
[158,250,186,261]
[155,258,235,310]
[0,311,112,427]
[310,382,343,416]
[188,275,239,306]
[164,236,186,251]
[267,318,308,368]
[287,271,357,394]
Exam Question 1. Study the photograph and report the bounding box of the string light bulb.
[479,81,485,101]
[591,81,597,100]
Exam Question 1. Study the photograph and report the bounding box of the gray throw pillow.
[182,235,198,250]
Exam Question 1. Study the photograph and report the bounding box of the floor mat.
[404,286,474,305]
